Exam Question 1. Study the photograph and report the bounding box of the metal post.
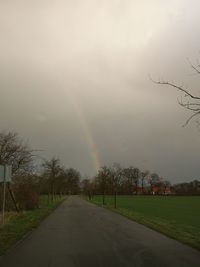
[2,165,6,226]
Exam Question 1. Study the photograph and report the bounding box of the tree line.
[81,163,172,207]
[1,130,199,212]
[0,131,80,211]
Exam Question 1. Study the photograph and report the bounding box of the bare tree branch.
[177,98,200,111]
[187,58,200,75]
[150,75,200,100]
[182,111,200,127]
[150,57,200,128]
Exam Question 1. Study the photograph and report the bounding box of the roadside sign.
[5,165,12,182]
[0,165,12,182]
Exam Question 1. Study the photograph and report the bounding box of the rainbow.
[54,71,101,174]
[69,94,101,173]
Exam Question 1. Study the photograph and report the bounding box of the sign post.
[0,165,12,226]
[2,166,7,225]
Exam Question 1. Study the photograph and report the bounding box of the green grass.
[89,195,200,250]
[0,195,66,255]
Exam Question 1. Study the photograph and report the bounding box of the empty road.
[1,196,200,267]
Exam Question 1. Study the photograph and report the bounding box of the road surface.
[0,196,200,267]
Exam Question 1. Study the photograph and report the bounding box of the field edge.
[87,196,200,252]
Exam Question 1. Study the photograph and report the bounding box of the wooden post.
[7,182,19,212]
[2,165,6,226]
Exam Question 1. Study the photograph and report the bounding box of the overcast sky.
[1,0,200,182]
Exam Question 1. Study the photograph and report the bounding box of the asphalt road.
[1,196,200,267]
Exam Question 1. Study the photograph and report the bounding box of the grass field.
[90,195,200,250]
[0,196,66,255]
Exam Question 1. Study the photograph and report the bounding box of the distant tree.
[132,167,141,195]
[123,167,134,194]
[96,166,110,205]
[64,168,81,194]
[148,173,161,194]
[140,170,149,194]
[174,180,200,195]
[123,167,141,195]
[54,167,66,196]
[110,163,124,208]
[81,178,91,199]
[162,180,171,194]
[41,162,80,197]
[42,157,61,201]
[81,178,96,200]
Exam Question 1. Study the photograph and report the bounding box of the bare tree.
[141,170,149,194]
[96,166,110,205]
[148,173,161,194]
[162,180,171,195]
[81,177,95,200]
[42,157,61,202]
[64,168,80,194]
[123,166,141,195]
[0,131,36,175]
[151,59,200,127]
[0,131,40,211]
[110,163,124,208]
[123,167,134,195]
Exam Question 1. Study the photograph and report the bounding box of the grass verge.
[89,195,200,251]
[0,196,66,255]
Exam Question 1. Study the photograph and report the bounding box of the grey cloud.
[1,0,200,182]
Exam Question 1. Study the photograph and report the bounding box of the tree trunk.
[102,191,105,205]
[135,181,138,195]
[142,179,144,194]
[114,190,117,208]
[51,182,54,202]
